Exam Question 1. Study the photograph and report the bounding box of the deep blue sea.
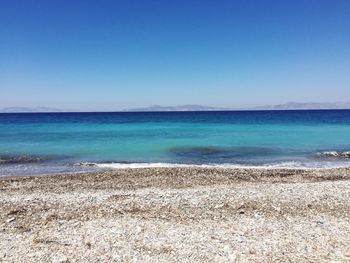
[1,110,350,176]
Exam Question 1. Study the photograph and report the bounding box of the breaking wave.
[75,160,350,170]
[0,154,49,164]
[316,151,350,159]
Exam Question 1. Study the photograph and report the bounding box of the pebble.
[0,167,349,262]
[6,217,15,223]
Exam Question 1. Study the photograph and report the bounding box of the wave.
[0,154,49,164]
[75,160,350,170]
[75,162,199,169]
[316,151,350,159]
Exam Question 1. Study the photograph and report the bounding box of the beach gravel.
[1,167,350,262]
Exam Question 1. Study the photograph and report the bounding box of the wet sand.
[1,167,350,262]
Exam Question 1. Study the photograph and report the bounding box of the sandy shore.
[1,167,350,262]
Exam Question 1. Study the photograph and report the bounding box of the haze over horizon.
[2,101,350,113]
[1,0,350,111]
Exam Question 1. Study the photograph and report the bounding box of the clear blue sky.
[1,0,349,110]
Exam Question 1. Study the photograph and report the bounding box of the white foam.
[316,151,350,158]
[80,162,218,169]
[96,162,191,169]
[76,161,350,170]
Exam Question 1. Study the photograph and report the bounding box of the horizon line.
[2,108,350,114]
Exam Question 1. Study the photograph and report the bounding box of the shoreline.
[1,167,350,262]
[3,161,350,179]
[2,165,350,180]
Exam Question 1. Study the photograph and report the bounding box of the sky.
[0,0,349,111]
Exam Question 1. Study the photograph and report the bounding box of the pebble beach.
[1,167,350,262]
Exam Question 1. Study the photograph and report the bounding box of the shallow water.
[1,110,350,175]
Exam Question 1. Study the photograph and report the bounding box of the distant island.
[1,102,350,113]
[128,102,350,112]
[127,104,224,112]
[253,102,350,110]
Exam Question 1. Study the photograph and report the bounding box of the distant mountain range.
[127,104,224,112]
[1,102,350,113]
[253,102,350,110]
[128,102,350,111]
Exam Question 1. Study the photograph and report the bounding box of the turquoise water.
[1,110,350,175]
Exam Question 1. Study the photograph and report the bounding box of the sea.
[1,110,350,176]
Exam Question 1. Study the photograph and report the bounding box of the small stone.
[249,248,256,254]
[7,217,15,223]
[53,255,69,263]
